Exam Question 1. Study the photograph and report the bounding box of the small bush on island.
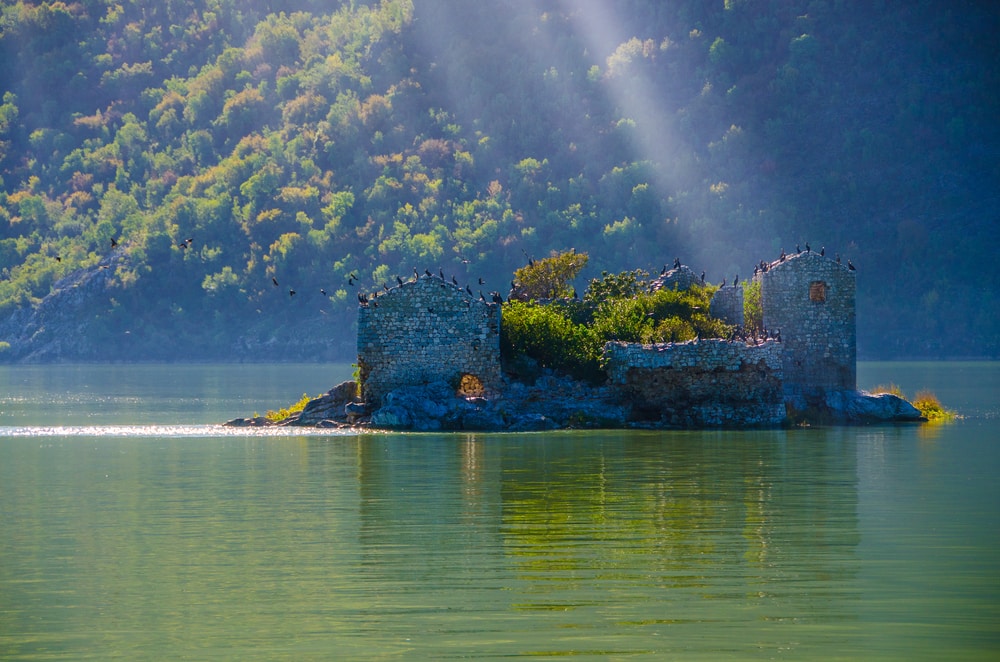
[266,393,314,422]
[912,390,959,423]
[869,384,958,422]
[501,258,733,383]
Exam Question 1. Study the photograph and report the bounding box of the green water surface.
[0,362,997,660]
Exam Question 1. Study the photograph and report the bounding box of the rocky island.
[226,250,924,430]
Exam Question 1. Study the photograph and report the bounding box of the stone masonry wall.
[604,339,785,427]
[760,252,855,398]
[357,275,502,406]
[650,264,702,292]
[709,285,744,326]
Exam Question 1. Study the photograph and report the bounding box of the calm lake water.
[1,362,998,660]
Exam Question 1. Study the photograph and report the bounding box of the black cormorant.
[272,277,279,287]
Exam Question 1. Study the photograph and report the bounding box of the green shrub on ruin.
[501,266,733,383]
[500,300,604,382]
[743,280,763,336]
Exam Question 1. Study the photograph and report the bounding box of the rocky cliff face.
[0,258,123,362]
[0,256,354,363]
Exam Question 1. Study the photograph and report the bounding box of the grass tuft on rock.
[870,383,904,397]
[912,390,959,423]
[266,393,314,422]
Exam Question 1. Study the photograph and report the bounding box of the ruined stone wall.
[709,286,744,326]
[760,252,855,398]
[357,276,502,406]
[604,339,785,427]
[650,264,702,292]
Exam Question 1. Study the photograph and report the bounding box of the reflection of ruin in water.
[355,430,860,622]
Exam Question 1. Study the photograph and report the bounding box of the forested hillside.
[1,0,997,361]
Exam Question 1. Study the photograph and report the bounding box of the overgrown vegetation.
[869,383,958,423]
[265,392,314,422]
[912,390,959,423]
[501,254,731,382]
[743,280,762,337]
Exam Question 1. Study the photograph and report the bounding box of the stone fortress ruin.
[356,274,502,407]
[350,249,918,429]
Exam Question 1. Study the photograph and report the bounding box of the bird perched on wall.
[734,274,739,287]
[439,268,445,280]
[425,268,432,278]
[661,265,667,275]
[820,246,825,256]
[466,284,473,296]
[701,271,706,282]
[779,249,786,261]
[397,276,404,286]
[796,244,801,253]
[836,253,841,264]
[721,277,726,287]
[805,242,811,253]
[383,283,389,291]
[673,257,681,269]
[452,275,458,286]
[848,259,856,271]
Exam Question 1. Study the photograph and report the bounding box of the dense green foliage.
[0,0,997,360]
[501,266,728,382]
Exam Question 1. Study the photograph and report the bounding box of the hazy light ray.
[558,1,683,202]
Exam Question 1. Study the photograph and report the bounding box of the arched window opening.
[457,373,485,398]
[809,281,827,303]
